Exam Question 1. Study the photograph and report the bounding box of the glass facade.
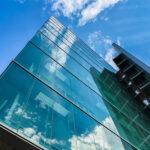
[0,17,149,149]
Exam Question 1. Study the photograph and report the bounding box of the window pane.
[16,43,43,75]
[0,63,34,132]
[0,63,135,149]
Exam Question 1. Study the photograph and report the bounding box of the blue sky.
[0,0,150,73]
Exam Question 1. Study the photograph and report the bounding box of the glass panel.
[73,107,135,150]
[48,17,115,72]
[16,43,43,75]
[0,63,134,150]
[15,42,150,149]
[139,137,150,150]
[40,26,104,71]
[105,102,149,149]
[96,67,150,136]
[15,43,111,128]
[31,31,94,71]
[31,33,100,93]
[44,21,115,72]
[0,63,34,132]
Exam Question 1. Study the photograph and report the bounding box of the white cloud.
[15,107,32,119]
[69,117,125,150]
[103,38,112,45]
[16,0,124,26]
[48,0,123,26]
[105,48,119,71]
[87,30,120,70]
[52,0,90,17]
[104,38,121,70]
[44,45,68,73]
[23,128,36,137]
[79,0,121,26]
[87,31,101,51]
[41,27,74,73]
[87,31,113,52]
[18,127,65,146]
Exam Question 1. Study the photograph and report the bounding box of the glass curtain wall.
[0,17,149,149]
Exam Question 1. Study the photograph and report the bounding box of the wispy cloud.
[105,48,119,70]
[87,31,101,51]
[16,0,123,26]
[69,117,125,150]
[47,0,123,26]
[51,0,90,18]
[87,30,120,70]
[78,0,121,26]
[19,127,65,146]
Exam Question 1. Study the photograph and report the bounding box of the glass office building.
[0,17,149,150]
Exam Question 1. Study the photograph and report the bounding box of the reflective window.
[0,63,34,131]
[0,63,135,150]
[15,43,111,127]
[15,42,150,149]
[31,32,93,71]
[39,26,105,71]
[43,21,115,72]
[31,33,100,93]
